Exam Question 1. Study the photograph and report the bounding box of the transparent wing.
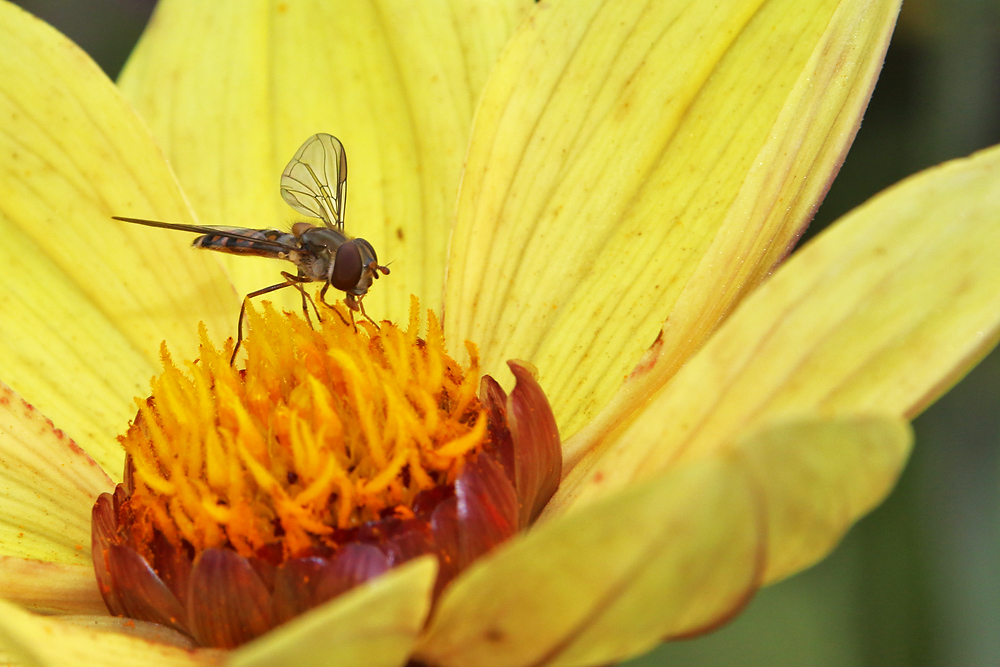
[279,133,348,231]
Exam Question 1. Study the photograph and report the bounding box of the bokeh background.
[9,1,999,665]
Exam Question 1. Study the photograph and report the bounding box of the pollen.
[120,296,485,560]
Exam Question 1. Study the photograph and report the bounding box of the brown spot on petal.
[629,329,665,379]
[485,627,506,642]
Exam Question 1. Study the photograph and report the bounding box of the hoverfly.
[114,133,390,363]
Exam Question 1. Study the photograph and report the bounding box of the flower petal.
[505,360,561,527]
[119,0,532,320]
[0,382,112,573]
[187,548,274,649]
[445,0,901,438]
[416,458,762,667]
[0,2,235,459]
[0,557,105,616]
[733,415,912,583]
[556,143,1000,519]
[0,381,108,616]
[0,598,216,667]
[229,556,437,667]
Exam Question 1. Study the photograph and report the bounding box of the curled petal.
[430,497,462,592]
[455,452,519,565]
[90,493,124,618]
[187,548,274,648]
[506,361,561,526]
[150,528,193,610]
[106,544,188,635]
[372,519,436,567]
[314,544,391,601]
[479,375,515,482]
[272,547,391,624]
[273,557,327,623]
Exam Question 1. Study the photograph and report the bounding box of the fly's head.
[332,237,390,302]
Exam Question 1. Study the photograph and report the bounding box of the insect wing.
[280,133,347,231]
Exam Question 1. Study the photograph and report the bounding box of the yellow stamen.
[119,295,486,559]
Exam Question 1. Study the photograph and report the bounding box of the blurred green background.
[11,1,998,665]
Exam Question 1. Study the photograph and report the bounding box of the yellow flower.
[1,0,999,665]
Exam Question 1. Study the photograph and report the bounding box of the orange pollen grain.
[119,295,486,559]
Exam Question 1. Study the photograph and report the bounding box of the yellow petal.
[0,382,113,560]
[230,556,437,667]
[0,598,217,667]
[0,2,235,458]
[445,0,901,438]
[0,558,105,615]
[119,0,532,320]
[736,415,911,583]
[556,143,1000,514]
[416,458,761,667]
[0,382,111,612]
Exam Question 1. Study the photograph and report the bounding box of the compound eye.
[332,241,363,291]
[354,238,378,264]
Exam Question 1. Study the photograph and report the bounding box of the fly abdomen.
[193,229,298,258]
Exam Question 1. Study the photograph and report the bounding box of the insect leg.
[280,271,323,329]
[232,280,296,364]
[355,296,380,330]
[318,281,351,327]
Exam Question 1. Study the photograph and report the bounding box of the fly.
[114,133,390,363]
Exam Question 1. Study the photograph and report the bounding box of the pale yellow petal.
[445,0,901,439]
[59,616,195,649]
[0,381,111,612]
[417,458,761,667]
[556,143,1000,514]
[119,0,532,320]
[0,558,104,615]
[230,557,437,667]
[0,382,113,560]
[0,598,219,667]
[0,2,235,459]
[736,415,912,583]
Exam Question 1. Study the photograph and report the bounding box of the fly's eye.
[354,238,378,264]
[332,241,363,291]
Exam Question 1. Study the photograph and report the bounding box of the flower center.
[123,297,485,558]
[92,295,562,648]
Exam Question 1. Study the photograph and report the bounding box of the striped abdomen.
[192,229,298,259]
